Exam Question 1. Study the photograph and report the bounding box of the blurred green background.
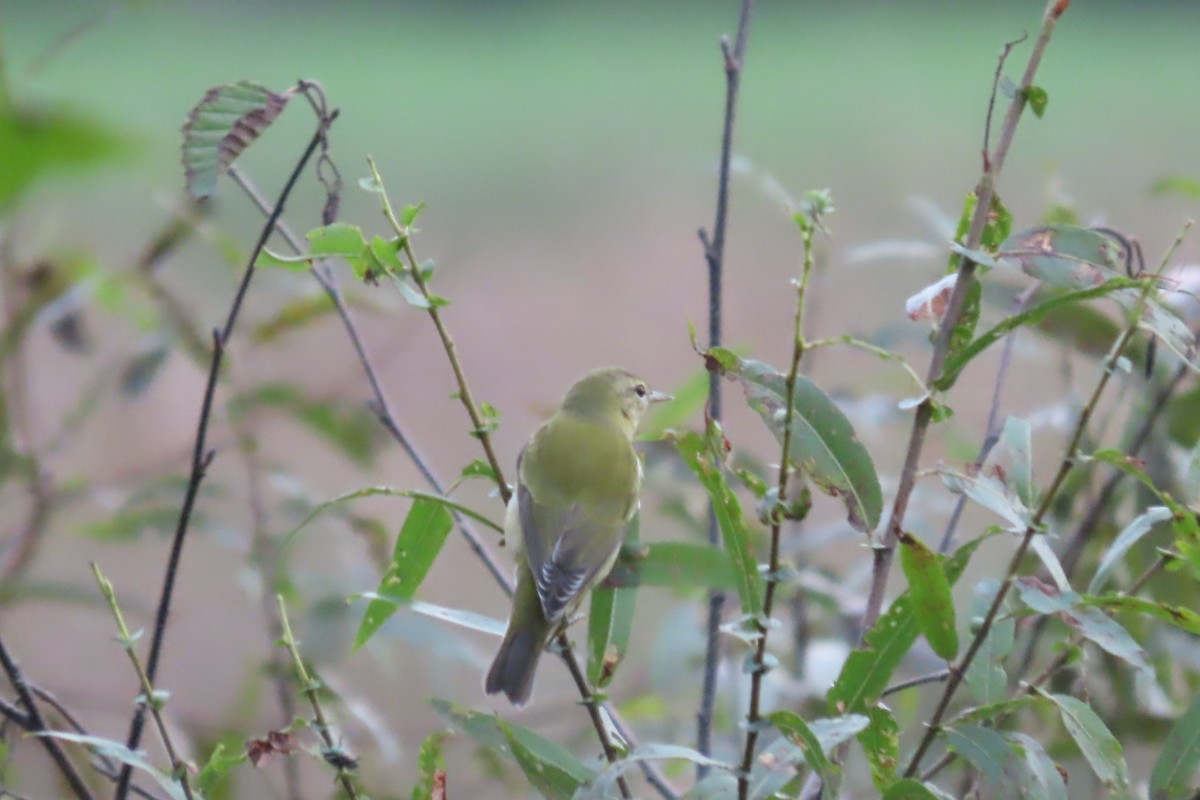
[1,0,1198,796]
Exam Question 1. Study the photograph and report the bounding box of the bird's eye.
[635,384,647,398]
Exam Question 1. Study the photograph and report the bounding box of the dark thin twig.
[114,101,336,800]
[0,635,92,800]
[859,0,1067,647]
[881,669,952,698]
[697,0,755,775]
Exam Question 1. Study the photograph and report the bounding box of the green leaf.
[934,279,1140,391]
[581,744,730,800]
[1022,85,1049,118]
[945,724,1021,790]
[355,498,454,649]
[35,732,188,800]
[1151,175,1200,201]
[943,276,981,378]
[1087,505,1172,594]
[412,730,450,800]
[228,383,379,467]
[707,349,882,532]
[1014,578,1155,681]
[401,201,427,228]
[1150,691,1200,799]
[898,532,958,660]
[1083,594,1200,636]
[745,715,867,799]
[828,535,985,713]
[938,466,1030,533]
[0,102,129,210]
[1004,732,1068,800]
[997,225,1128,289]
[882,779,944,800]
[355,596,506,638]
[588,515,639,687]
[431,699,595,795]
[197,742,245,796]
[768,711,842,794]
[253,293,337,342]
[255,247,313,271]
[308,223,368,257]
[1043,692,1130,799]
[182,80,291,199]
[1000,416,1035,506]
[603,541,737,589]
[858,705,900,792]
[668,427,762,616]
[964,580,1014,706]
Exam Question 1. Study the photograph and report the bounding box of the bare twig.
[92,565,195,800]
[277,596,362,799]
[114,97,337,800]
[859,0,1068,647]
[697,0,755,774]
[0,635,92,800]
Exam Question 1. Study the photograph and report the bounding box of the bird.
[485,367,670,705]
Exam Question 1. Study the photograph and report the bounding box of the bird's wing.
[518,481,626,624]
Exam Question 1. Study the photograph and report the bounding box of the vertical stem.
[697,0,755,774]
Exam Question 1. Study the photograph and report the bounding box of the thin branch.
[697,0,755,774]
[557,638,632,799]
[91,565,195,800]
[859,0,1068,646]
[0,635,92,800]
[903,240,1166,777]
[277,596,362,799]
[115,101,336,800]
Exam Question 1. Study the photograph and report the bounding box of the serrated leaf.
[182,80,291,199]
[1087,506,1172,594]
[668,427,762,616]
[828,535,985,713]
[1150,691,1200,799]
[1043,692,1130,799]
[708,349,881,532]
[588,516,639,687]
[899,532,958,660]
[355,498,453,649]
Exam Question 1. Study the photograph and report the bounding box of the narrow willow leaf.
[997,225,1127,289]
[706,348,882,532]
[1004,731,1068,800]
[1029,534,1071,592]
[882,779,944,800]
[1088,506,1172,594]
[934,279,1142,390]
[1044,692,1130,799]
[857,705,900,792]
[945,724,1021,789]
[500,720,589,800]
[412,731,451,800]
[353,596,506,638]
[745,715,867,800]
[669,428,762,616]
[898,532,958,660]
[951,695,1044,727]
[1150,691,1200,799]
[355,498,453,649]
[1000,416,1034,506]
[964,580,1014,706]
[588,516,639,687]
[768,711,842,794]
[828,536,985,713]
[580,745,730,800]
[182,80,292,199]
[1152,175,1200,201]
[603,541,737,589]
[1083,594,1200,636]
[938,467,1030,532]
[431,699,595,789]
[1014,578,1154,681]
[35,732,187,800]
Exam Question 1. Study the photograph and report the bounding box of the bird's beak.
[648,390,673,404]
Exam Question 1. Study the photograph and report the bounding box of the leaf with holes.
[706,348,881,533]
[182,80,293,199]
[997,225,1127,289]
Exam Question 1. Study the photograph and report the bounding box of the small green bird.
[485,367,670,705]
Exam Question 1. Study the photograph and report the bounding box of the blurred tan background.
[1,0,1199,796]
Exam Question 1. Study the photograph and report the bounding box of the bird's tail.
[485,573,551,706]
